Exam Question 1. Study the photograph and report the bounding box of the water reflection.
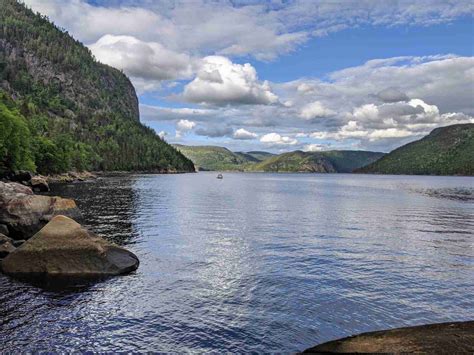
[0,173,473,352]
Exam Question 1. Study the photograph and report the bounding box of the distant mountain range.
[173,144,384,173]
[175,124,473,175]
[357,123,474,175]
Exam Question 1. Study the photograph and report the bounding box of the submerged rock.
[1,215,139,279]
[0,181,81,239]
[303,321,474,353]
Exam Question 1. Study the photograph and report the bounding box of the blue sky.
[25,0,474,152]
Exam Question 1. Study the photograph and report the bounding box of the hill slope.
[249,150,384,173]
[357,124,474,175]
[0,0,194,175]
[173,145,256,171]
[175,144,384,173]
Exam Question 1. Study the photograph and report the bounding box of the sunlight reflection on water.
[0,173,473,352]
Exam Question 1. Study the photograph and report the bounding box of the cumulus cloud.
[89,35,194,82]
[175,119,196,138]
[300,101,335,120]
[260,133,298,146]
[233,128,258,140]
[183,56,278,105]
[158,131,168,139]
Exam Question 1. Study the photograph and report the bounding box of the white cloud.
[260,133,298,146]
[303,144,327,152]
[300,101,335,120]
[183,56,278,105]
[24,0,474,62]
[233,128,258,140]
[158,131,168,139]
[353,104,379,122]
[175,119,196,138]
[176,119,196,131]
[89,35,194,82]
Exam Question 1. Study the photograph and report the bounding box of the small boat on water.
[217,174,223,179]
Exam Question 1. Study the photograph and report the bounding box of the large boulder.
[303,321,474,353]
[1,215,139,279]
[0,181,81,239]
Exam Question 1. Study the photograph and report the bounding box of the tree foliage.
[0,0,194,175]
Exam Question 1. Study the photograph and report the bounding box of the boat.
[217,174,223,179]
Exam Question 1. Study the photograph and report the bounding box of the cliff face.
[0,0,194,174]
[0,35,139,121]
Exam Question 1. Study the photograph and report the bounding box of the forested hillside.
[173,145,255,171]
[0,0,194,175]
[175,144,384,173]
[357,124,474,175]
[248,150,384,173]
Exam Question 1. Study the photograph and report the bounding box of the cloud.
[140,105,215,122]
[300,101,335,120]
[376,88,409,103]
[183,56,278,105]
[233,128,258,140]
[195,126,233,138]
[260,133,298,146]
[158,131,168,139]
[138,55,473,151]
[24,0,474,62]
[303,143,327,152]
[89,35,194,82]
[175,119,196,138]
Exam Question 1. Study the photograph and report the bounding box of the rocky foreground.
[0,179,139,284]
[303,321,474,353]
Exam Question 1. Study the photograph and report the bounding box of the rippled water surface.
[1,173,473,352]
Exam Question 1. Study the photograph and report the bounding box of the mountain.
[357,124,474,175]
[175,144,384,173]
[236,151,275,162]
[0,0,194,175]
[173,145,256,171]
[248,150,384,173]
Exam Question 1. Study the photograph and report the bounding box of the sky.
[24,0,474,153]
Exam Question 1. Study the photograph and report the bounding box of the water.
[1,173,473,352]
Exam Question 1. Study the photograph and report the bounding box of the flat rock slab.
[303,321,474,353]
[1,215,139,280]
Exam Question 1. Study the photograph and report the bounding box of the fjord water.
[1,173,473,352]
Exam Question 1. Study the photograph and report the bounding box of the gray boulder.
[0,181,81,239]
[1,215,139,279]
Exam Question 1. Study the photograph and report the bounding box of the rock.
[0,181,81,239]
[12,240,25,247]
[30,176,50,192]
[1,215,139,280]
[303,321,474,354]
[9,171,33,184]
[0,224,9,236]
[0,233,15,258]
